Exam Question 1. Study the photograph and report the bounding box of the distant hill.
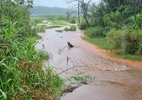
[30,6,68,15]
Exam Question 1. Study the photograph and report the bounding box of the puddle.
[36,26,142,100]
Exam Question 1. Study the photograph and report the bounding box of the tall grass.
[48,20,68,26]
[0,20,63,99]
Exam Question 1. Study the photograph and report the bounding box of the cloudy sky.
[34,0,100,8]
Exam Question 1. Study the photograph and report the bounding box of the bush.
[125,30,142,54]
[69,18,76,24]
[84,27,109,38]
[79,23,90,30]
[107,29,123,49]
[84,27,96,37]
[107,29,142,55]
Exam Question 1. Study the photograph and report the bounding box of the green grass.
[121,54,142,61]
[35,25,48,32]
[46,25,61,29]
[0,19,63,100]
[83,35,142,61]
[31,17,43,25]
[64,25,76,31]
[48,20,68,26]
[83,36,115,50]
[56,30,63,33]
[71,75,93,84]
[84,27,97,37]
[37,50,49,60]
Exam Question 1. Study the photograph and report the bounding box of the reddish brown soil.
[36,27,142,100]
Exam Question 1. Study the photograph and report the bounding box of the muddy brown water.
[36,27,142,100]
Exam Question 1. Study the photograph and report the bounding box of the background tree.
[66,0,92,24]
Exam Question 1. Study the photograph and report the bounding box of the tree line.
[68,0,142,56]
[30,6,68,15]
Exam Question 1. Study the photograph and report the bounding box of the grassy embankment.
[83,27,142,61]
[0,16,64,100]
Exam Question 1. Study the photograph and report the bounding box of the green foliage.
[84,27,97,37]
[44,67,64,96]
[48,20,67,26]
[72,75,92,82]
[0,1,63,99]
[79,22,90,30]
[69,18,76,24]
[31,18,43,26]
[64,25,76,31]
[84,27,109,38]
[70,75,93,85]
[36,50,49,60]
[107,29,142,55]
[83,36,115,50]
[122,54,142,61]
[131,13,142,29]
[80,0,142,60]
[0,1,31,36]
[103,11,121,28]
[0,20,63,99]
[46,15,67,21]
[56,30,63,33]
[107,29,123,48]
[125,30,142,54]
[35,25,47,32]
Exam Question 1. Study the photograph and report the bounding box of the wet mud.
[36,27,142,100]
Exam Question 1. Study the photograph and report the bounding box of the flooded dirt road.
[36,27,142,100]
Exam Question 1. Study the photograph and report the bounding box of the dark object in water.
[67,41,74,48]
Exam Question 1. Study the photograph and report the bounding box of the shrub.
[69,18,76,24]
[84,27,96,37]
[107,28,123,49]
[64,25,76,31]
[79,23,90,30]
[107,29,142,55]
[84,27,109,38]
[125,30,142,54]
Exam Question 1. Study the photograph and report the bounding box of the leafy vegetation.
[64,25,76,31]
[56,30,63,33]
[83,37,115,50]
[48,20,68,26]
[0,0,63,99]
[71,75,93,84]
[75,0,142,60]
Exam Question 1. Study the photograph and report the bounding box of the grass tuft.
[56,30,63,33]
[64,25,76,31]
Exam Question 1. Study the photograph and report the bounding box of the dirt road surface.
[36,27,142,100]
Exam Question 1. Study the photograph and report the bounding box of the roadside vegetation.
[0,0,63,99]
[64,25,77,31]
[56,30,63,33]
[71,75,93,84]
[72,0,142,60]
[31,15,77,33]
[31,15,70,34]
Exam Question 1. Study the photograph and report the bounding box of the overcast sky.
[34,0,100,8]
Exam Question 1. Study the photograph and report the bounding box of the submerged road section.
[36,27,142,100]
